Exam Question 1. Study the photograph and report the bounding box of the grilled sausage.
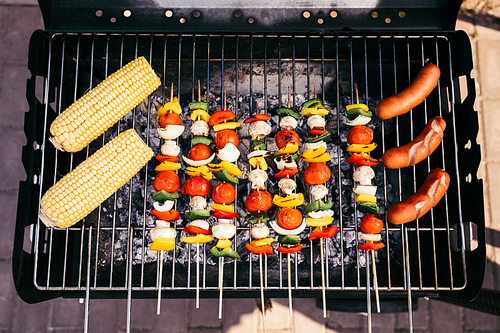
[376,63,440,120]
[380,116,446,169]
[387,168,450,225]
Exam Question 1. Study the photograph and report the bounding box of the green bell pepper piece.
[246,211,270,224]
[276,107,301,119]
[305,131,331,143]
[210,246,240,259]
[185,209,211,220]
[189,101,209,111]
[357,202,379,214]
[192,136,213,146]
[278,234,302,245]
[251,139,267,151]
[214,169,239,185]
[152,190,179,202]
[347,107,373,120]
[306,200,334,212]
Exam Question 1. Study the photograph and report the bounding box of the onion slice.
[247,150,270,158]
[345,115,371,126]
[217,143,240,162]
[189,219,210,230]
[358,232,382,242]
[308,209,334,219]
[153,200,175,212]
[353,185,377,196]
[182,153,216,166]
[305,141,327,150]
[157,125,185,139]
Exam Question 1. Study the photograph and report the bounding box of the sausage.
[387,168,450,225]
[375,63,440,120]
[380,116,446,169]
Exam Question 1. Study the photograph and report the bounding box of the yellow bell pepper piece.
[301,107,329,117]
[355,193,377,203]
[155,161,182,171]
[208,161,242,176]
[150,237,176,251]
[346,103,369,111]
[306,215,334,227]
[157,97,182,116]
[248,156,268,170]
[301,146,331,163]
[181,234,214,244]
[186,165,213,180]
[215,239,233,249]
[210,203,235,213]
[250,237,274,247]
[213,121,241,132]
[272,193,305,207]
[346,142,377,153]
[190,109,210,122]
[274,142,299,156]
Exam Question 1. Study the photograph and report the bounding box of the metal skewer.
[320,237,327,318]
[371,250,381,313]
[157,250,164,315]
[366,252,372,333]
[218,257,224,319]
[287,252,293,318]
[196,242,200,309]
[259,254,267,332]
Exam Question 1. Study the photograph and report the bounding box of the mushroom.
[212,221,237,239]
[191,120,210,136]
[279,116,298,130]
[307,115,326,129]
[150,220,176,241]
[353,166,375,186]
[310,184,328,201]
[161,140,181,157]
[251,223,270,239]
[248,168,268,190]
[189,196,207,210]
[248,120,272,140]
[278,178,297,196]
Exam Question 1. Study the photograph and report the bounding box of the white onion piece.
[212,222,236,239]
[359,232,382,242]
[182,153,216,166]
[247,150,270,158]
[305,141,327,150]
[274,158,297,170]
[308,209,334,219]
[189,219,210,230]
[269,219,307,235]
[157,125,185,139]
[353,185,377,196]
[217,218,233,224]
[217,143,240,162]
[345,115,371,126]
[153,200,175,212]
[251,224,270,239]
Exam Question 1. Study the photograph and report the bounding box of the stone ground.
[1,3,500,333]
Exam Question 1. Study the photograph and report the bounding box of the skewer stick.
[354,82,359,105]
[366,254,372,333]
[157,250,164,315]
[313,85,317,99]
[371,250,381,313]
[320,237,327,318]
[218,257,224,319]
[223,88,227,110]
[287,252,293,318]
[287,86,291,109]
[198,80,201,102]
[196,242,200,309]
[170,82,174,101]
[256,103,260,115]
[259,254,267,333]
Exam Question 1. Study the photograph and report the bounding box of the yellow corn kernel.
[39,129,153,228]
[50,57,161,152]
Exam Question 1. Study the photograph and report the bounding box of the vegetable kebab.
[345,84,382,319]
[269,89,305,318]
[300,90,335,318]
[207,90,242,319]
[181,84,215,309]
[243,104,273,331]
[151,86,184,315]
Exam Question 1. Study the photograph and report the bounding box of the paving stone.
[477,41,500,98]
[293,298,326,333]
[0,129,26,191]
[0,65,30,129]
[189,329,222,333]
[480,102,500,161]
[363,312,395,333]
[256,298,292,330]
[0,6,8,67]
[395,298,429,330]
[50,298,84,329]
[0,191,18,259]
[428,300,463,333]
[118,298,155,332]
[13,296,50,333]
[4,6,43,66]
[188,298,222,329]
[223,298,255,333]
[153,299,188,333]
[88,299,120,333]
[0,260,16,330]
[464,306,498,331]
[326,310,362,330]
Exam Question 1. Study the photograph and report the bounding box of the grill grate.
[30,32,468,299]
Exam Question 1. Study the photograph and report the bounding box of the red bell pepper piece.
[277,244,303,254]
[244,243,274,255]
[156,155,180,163]
[183,225,212,235]
[346,152,379,166]
[308,226,338,241]
[211,209,240,219]
[244,114,270,124]
[151,209,180,221]
[275,167,299,178]
[308,127,327,136]
[358,241,385,251]
[209,110,237,126]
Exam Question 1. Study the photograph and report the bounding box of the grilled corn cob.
[39,129,153,228]
[49,56,161,152]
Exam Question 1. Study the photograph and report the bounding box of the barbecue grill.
[13,0,486,332]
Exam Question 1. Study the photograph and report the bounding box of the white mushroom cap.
[191,120,210,136]
[212,222,237,239]
[248,120,272,139]
[248,168,268,190]
[251,223,270,239]
[307,115,326,129]
[310,184,328,201]
[150,221,176,241]
[161,140,181,157]
[279,116,298,130]
[353,166,375,186]
[278,178,297,196]
[189,196,207,210]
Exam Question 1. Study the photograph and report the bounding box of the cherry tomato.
[276,207,303,230]
[212,182,236,204]
[347,125,373,145]
[181,176,211,197]
[158,112,182,128]
[360,214,384,234]
[304,162,331,185]
[275,130,300,149]
[245,190,273,212]
[214,129,239,149]
[153,171,180,193]
[188,144,211,161]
